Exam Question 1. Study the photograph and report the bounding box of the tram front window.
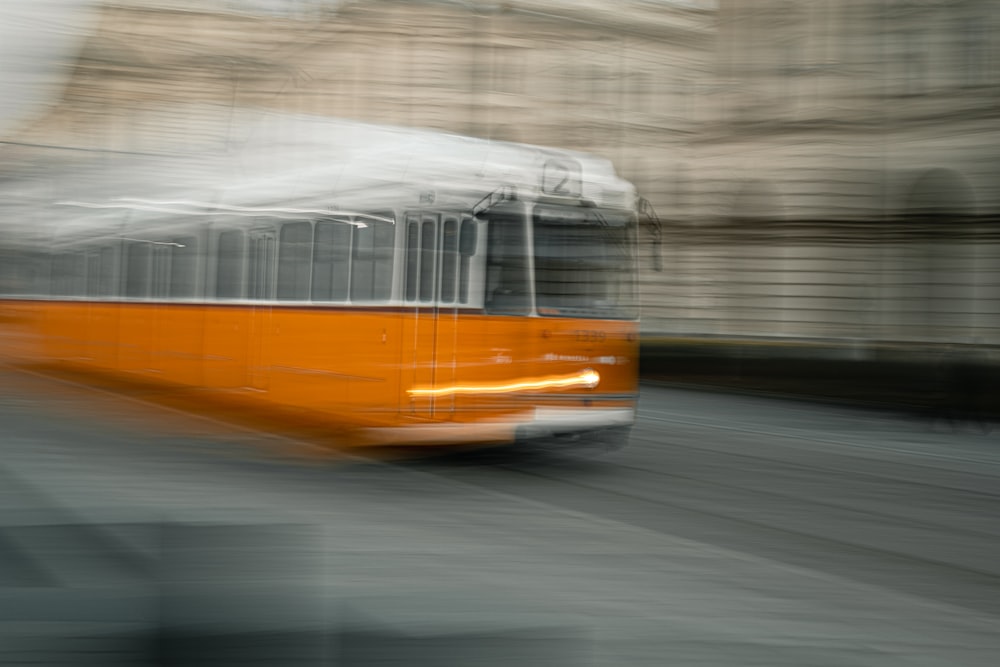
[532,207,637,320]
[485,212,531,315]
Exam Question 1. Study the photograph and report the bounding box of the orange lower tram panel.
[0,300,639,449]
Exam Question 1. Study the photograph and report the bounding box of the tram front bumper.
[515,406,635,442]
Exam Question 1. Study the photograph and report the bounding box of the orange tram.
[0,115,639,449]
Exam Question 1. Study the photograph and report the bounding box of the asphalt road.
[1,365,999,666]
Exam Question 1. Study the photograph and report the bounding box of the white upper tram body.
[2,111,639,316]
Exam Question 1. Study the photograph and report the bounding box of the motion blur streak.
[408,369,601,398]
[56,198,390,224]
[0,0,98,136]
[3,2,1000,665]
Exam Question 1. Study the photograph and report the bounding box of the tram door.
[248,231,276,391]
[147,245,170,374]
[434,215,463,415]
[403,213,458,417]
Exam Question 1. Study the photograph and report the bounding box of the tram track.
[393,403,1000,620]
[5,361,1000,619]
[407,392,1000,564]
[436,451,1000,618]
[622,425,1000,527]
[0,463,155,588]
[592,446,1000,550]
[638,410,1000,472]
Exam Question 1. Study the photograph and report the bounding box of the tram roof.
[1,110,635,240]
[216,113,627,204]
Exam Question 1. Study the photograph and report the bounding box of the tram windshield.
[532,206,637,320]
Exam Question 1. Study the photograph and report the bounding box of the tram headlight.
[408,368,601,398]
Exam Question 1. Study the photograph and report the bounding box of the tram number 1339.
[574,329,607,343]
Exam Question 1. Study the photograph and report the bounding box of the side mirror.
[638,197,662,272]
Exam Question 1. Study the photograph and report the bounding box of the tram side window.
[52,252,85,297]
[351,218,394,302]
[169,237,197,299]
[405,214,451,304]
[440,217,458,303]
[98,246,116,297]
[419,218,436,302]
[86,251,102,297]
[0,252,39,296]
[312,221,350,301]
[459,218,477,304]
[86,248,117,298]
[32,252,54,296]
[249,234,276,301]
[277,222,312,301]
[151,246,171,299]
[125,242,151,298]
[404,217,419,302]
[484,214,530,314]
[216,230,244,300]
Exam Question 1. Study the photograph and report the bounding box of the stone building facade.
[4,0,715,335]
[656,0,1000,344]
[12,0,712,190]
[6,0,1000,344]
[698,0,998,222]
